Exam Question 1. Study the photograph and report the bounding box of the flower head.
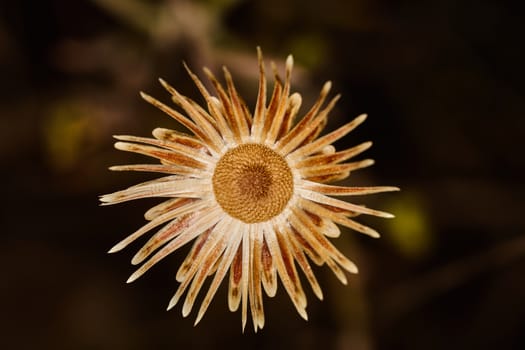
[100,48,398,332]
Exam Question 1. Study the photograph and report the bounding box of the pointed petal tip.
[107,244,123,254]
[286,54,294,67]
[370,230,381,238]
[322,81,332,93]
[166,297,177,311]
[298,308,308,321]
[182,305,191,318]
[126,273,139,284]
[194,308,207,326]
[130,254,143,266]
[361,159,375,167]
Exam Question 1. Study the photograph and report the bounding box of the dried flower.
[100,48,398,332]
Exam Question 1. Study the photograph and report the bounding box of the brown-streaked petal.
[290,207,358,274]
[325,258,348,285]
[152,128,207,152]
[276,92,302,141]
[140,92,221,155]
[99,178,211,205]
[316,202,361,218]
[288,113,367,160]
[126,206,224,283]
[303,208,341,238]
[228,246,242,312]
[286,224,324,266]
[301,199,380,238]
[260,234,277,297]
[168,217,234,310]
[296,111,328,149]
[299,180,400,196]
[178,95,218,130]
[175,227,213,282]
[182,63,234,144]
[264,222,308,320]
[277,94,340,156]
[223,67,251,141]
[240,229,250,331]
[203,67,243,143]
[294,141,373,168]
[144,198,194,221]
[131,213,199,265]
[181,228,228,318]
[248,225,265,331]
[114,141,209,170]
[286,231,324,300]
[159,78,225,153]
[194,220,243,326]
[109,164,206,178]
[114,135,213,164]
[274,81,331,150]
[107,199,210,253]
[265,55,293,144]
[168,217,232,317]
[251,47,268,141]
[306,171,351,184]
[239,94,253,129]
[299,159,375,179]
[298,188,395,218]
[260,74,283,142]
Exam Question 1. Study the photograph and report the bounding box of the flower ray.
[99,178,211,205]
[113,135,213,164]
[300,199,381,238]
[228,246,242,312]
[109,164,205,177]
[140,92,219,155]
[277,93,340,156]
[195,219,243,325]
[144,198,194,221]
[159,79,225,153]
[300,159,375,178]
[274,80,331,149]
[265,222,308,320]
[300,180,400,196]
[127,206,224,283]
[107,199,208,253]
[293,141,372,168]
[182,63,234,145]
[298,188,395,218]
[288,113,368,161]
[250,47,268,141]
[114,141,210,170]
[260,234,277,297]
[223,67,251,142]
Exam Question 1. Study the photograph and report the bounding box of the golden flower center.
[212,143,294,223]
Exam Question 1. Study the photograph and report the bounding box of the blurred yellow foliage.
[385,192,433,259]
[43,101,95,172]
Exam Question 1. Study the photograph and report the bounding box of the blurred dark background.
[1,0,524,349]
